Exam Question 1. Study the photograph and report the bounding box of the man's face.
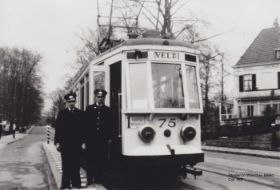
[95,95,105,105]
[67,100,76,109]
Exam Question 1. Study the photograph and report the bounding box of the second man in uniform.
[84,89,113,186]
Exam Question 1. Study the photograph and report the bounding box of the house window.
[243,75,253,91]
[247,105,254,117]
[239,74,256,92]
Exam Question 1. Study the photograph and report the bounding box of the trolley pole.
[47,125,50,144]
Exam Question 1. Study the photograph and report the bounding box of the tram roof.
[121,38,195,48]
[69,38,197,89]
[95,38,197,61]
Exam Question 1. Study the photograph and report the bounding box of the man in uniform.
[54,92,84,189]
[84,89,113,186]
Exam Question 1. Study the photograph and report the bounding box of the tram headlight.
[139,126,155,142]
[180,126,196,141]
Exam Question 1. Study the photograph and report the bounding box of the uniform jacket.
[54,107,84,147]
[84,103,113,148]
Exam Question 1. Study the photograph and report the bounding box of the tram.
[69,34,204,177]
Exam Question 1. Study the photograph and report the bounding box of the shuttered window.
[239,75,243,92]
[252,74,256,90]
[278,72,280,89]
[239,74,256,92]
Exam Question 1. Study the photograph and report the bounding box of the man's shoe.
[72,186,82,189]
[87,184,96,188]
[60,186,70,190]
[72,186,81,189]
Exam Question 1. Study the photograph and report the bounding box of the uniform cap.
[64,92,77,102]
[94,89,107,97]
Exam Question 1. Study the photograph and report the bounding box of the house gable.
[235,26,280,67]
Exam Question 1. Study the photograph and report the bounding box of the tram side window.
[85,74,89,106]
[93,71,105,90]
[80,86,84,111]
[185,65,200,109]
[129,63,148,109]
[151,63,184,108]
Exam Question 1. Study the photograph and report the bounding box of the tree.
[199,45,225,126]
[216,52,231,105]
[46,88,66,127]
[0,47,43,128]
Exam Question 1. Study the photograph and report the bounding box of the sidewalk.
[202,145,280,159]
[0,128,33,148]
[42,142,107,190]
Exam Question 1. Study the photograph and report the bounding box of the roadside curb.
[42,143,59,190]
[42,142,106,190]
[202,146,280,159]
[42,143,61,190]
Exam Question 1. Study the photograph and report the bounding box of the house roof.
[235,26,280,67]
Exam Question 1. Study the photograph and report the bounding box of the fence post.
[47,125,50,144]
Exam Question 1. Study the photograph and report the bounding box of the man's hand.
[81,143,86,150]
[55,143,61,152]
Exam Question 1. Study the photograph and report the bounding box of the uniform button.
[97,128,100,131]
[97,117,100,119]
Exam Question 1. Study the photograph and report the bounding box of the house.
[233,23,280,118]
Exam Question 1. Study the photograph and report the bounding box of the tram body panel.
[122,114,202,156]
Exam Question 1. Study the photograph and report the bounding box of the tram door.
[110,62,122,158]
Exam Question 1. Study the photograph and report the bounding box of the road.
[1,126,279,190]
[189,151,280,190]
[0,126,55,189]
[102,151,280,190]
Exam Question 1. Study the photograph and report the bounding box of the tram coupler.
[183,165,202,179]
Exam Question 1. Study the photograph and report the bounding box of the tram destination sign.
[152,51,180,61]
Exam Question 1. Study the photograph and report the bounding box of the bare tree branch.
[141,1,163,27]
[193,29,234,43]
[174,20,198,38]
[171,0,192,16]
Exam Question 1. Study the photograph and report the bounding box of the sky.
[0,0,280,110]
[188,0,280,62]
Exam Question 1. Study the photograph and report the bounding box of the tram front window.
[152,63,184,108]
[185,65,200,109]
[129,63,148,109]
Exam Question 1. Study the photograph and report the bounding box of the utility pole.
[97,0,100,28]
[108,0,114,40]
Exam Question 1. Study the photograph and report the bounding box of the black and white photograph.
[0,0,279,189]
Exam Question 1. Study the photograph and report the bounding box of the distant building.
[233,24,280,118]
